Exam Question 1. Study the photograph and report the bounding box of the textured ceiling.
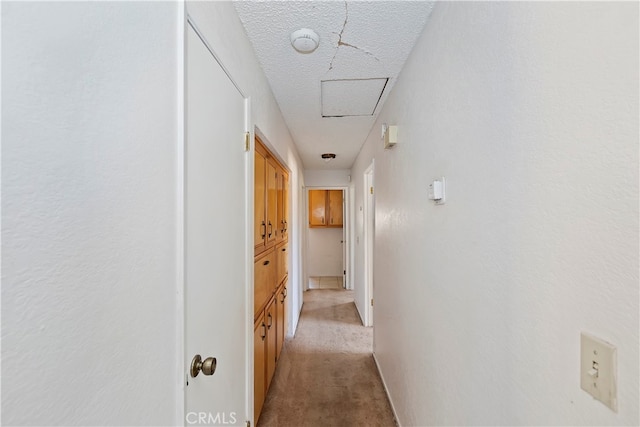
[234,1,435,169]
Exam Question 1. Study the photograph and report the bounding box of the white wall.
[2,2,180,425]
[307,228,343,277]
[186,2,305,335]
[2,2,306,425]
[304,169,351,187]
[351,2,638,426]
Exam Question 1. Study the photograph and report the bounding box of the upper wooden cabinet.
[277,172,289,242]
[328,190,343,227]
[254,149,267,254]
[255,137,288,256]
[309,189,343,228]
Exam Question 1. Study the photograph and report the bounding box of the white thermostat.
[428,177,445,204]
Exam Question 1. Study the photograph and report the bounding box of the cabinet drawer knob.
[263,260,270,266]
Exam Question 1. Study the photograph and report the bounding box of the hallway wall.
[351,2,639,426]
[2,2,305,425]
[2,3,180,425]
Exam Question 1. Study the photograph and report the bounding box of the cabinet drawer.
[276,243,288,286]
[254,250,275,317]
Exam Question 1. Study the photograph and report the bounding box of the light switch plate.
[580,332,617,412]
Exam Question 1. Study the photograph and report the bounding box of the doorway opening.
[305,187,350,292]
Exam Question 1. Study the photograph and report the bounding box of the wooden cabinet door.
[328,190,343,227]
[254,317,266,423]
[254,149,266,254]
[254,250,275,318]
[266,159,278,244]
[276,170,288,242]
[276,282,287,360]
[276,169,283,242]
[309,189,326,227]
[265,298,277,389]
[282,173,289,240]
[276,243,288,287]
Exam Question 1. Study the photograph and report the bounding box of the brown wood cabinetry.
[308,189,343,228]
[254,136,289,425]
[254,250,274,315]
[253,317,266,423]
[265,298,277,390]
[255,137,289,256]
[277,172,289,242]
[276,282,287,360]
[276,243,288,287]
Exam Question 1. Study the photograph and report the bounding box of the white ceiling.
[234,1,435,169]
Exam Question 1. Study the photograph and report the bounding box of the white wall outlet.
[580,332,617,412]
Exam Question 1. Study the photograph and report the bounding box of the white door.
[185,24,247,425]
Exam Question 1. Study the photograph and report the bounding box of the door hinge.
[344,270,346,275]
[244,132,250,152]
[370,186,374,194]
[246,421,251,427]
[371,298,374,306]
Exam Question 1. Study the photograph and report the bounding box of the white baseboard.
[372,351,402,427]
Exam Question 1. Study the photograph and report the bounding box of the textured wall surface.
[351,2,639,425]
[2,3,179,425]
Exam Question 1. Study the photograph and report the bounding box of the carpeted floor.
[257,289,397,427]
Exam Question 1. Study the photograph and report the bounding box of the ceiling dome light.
[321,153,336,162]
[290,28,320,54]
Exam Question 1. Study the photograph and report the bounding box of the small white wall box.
[428,177,445,204]
[384,125,398,149]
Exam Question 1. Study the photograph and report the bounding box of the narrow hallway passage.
[257,290,395,427]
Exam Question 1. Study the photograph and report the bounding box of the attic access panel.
[321,78,389,117]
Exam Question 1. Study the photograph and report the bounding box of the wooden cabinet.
[254,149,267,254]
[253,317,266,423]
[309,189,326,226]
[276,281,288,360]
[254,136,290,424]
[265,298,277,390]
[277,172,289,242]
[328,190,343,226]
[254,250,275,317]
[266,159,277,245]
[255,137,289,256]
[276,243,288,287]
[308,189,343,228]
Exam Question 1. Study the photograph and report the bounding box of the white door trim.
[175,3,186,424]
[363,161,375,327]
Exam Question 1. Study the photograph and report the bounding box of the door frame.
[180,13,254,426]
[363,161,375,327]
[304,186,351,291]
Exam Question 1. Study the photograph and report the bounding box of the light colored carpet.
[257,289,397,427]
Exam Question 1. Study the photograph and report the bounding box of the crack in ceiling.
[328,2,379,72]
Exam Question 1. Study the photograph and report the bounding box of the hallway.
[257,290,395,427]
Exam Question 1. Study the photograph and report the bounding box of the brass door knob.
[190,354,217,378]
